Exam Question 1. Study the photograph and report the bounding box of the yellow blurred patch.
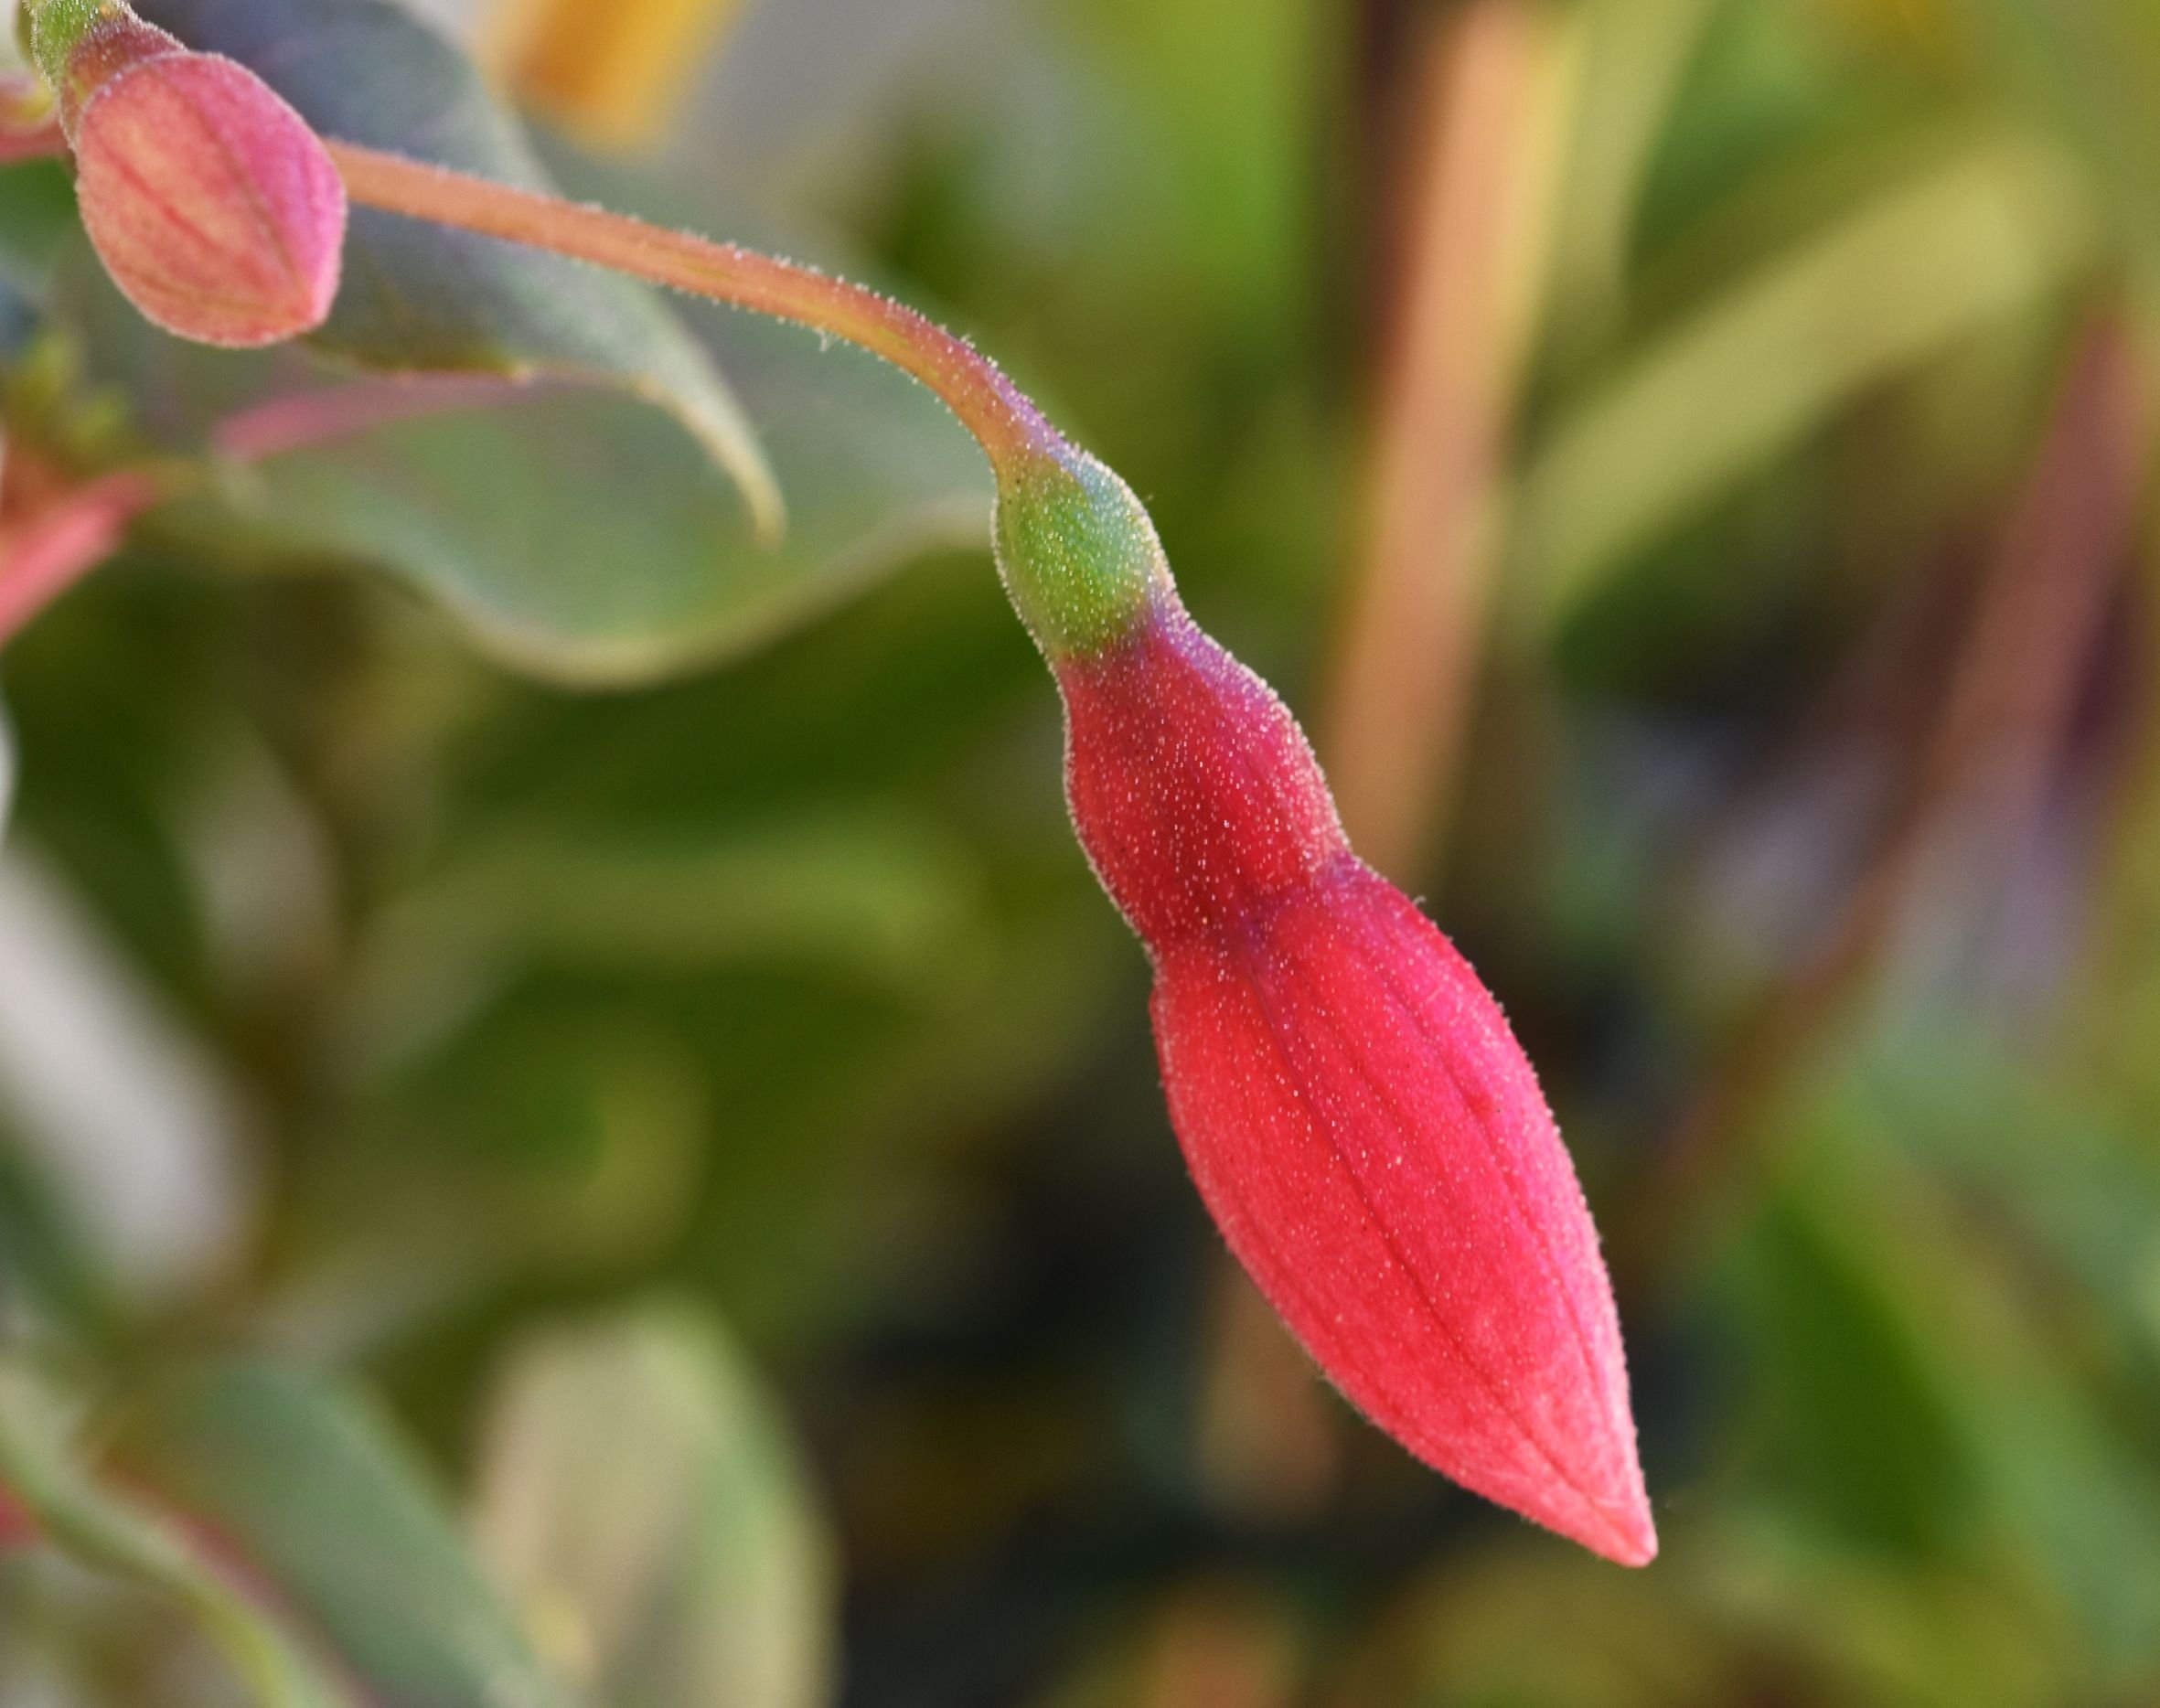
[487,0,747,150]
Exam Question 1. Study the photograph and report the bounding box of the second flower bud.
[36,3,347,347]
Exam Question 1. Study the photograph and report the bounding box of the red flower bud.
[43,10,346,347]
[1005,448,1655,1564]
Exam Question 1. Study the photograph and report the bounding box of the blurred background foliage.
[2,0,2160,1702]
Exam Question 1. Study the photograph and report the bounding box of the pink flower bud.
[57,16,346,347]
[1000,447,1655,1564]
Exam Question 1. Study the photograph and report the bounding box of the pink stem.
[0,470,162,648]
[326,141,1064,471]
[0,1481,37,1548]
[0,375,540,649]
[0,122,65,164]
[210,372,534,461]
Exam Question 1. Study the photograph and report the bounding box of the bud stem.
[326,141,1170,656]
[326,142,1064,475]
[0,381,524,649]
[0,469,161,647]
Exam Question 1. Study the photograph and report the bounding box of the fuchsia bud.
[29,1,346,347]
[997,444,1655,1564]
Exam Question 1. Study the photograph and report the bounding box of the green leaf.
[0,1118,126,1343]
[0,158,79,303]
[119,1360,587,1708]
[205,317,988,683]
[1962,0,2160,270]
[0,1357,353,1708]
[472,1302,836,1708]
[1722,1073,2160,1677]
[349,810,989,1008]
[1514,131,2099,628]
[1327,1548,1709,1708]
[55,248,990,684]
[1547,0,1722,336]
[131,0,782,539]
[338,1015,714,1288]
[1727,1192,1973,1556]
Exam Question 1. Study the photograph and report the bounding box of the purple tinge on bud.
[64,25,346,347]
[1054,598,1656,1564]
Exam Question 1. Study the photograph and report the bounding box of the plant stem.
[325,141,1064,475]
[0,122,65,163]
[0,382,518,650]
[0,470,160,647]
[0,1369,344,1708]
[1321,0,1573,881]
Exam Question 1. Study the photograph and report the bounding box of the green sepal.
[23,0,128,91]
[992,443,1171,658]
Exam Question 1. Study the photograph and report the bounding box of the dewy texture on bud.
[31,1,346,347]
[995,444,1656,1565]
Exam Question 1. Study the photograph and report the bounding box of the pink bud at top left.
[61,17,347,347]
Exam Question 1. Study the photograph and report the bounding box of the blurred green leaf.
[1516,131,2098,625]
[1549,0,1723,340]
[132,0,782,539]
[1334,1511,2069,1708]
[195,353,982,685]
[0,1119,124,1343]
[1331,1544,1711,1708]
[1727,1189,1973,1556]
[301,1010,713,1307]
[0,158,77,302]
[1081,0,1316,332]
[120,1360,587,1708]
[1868,1023,2160,1372]
[1682,1516,2068,1708]
[1723,1070,2160,1680]
[349,810,989,1013]
[1963,0,2160,271]
[0,1358,352,1708]
[53,255,989,684]
[2077,703,2160,1137]
[473,1301,835,1708]
[1851,1037,2160,1675]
